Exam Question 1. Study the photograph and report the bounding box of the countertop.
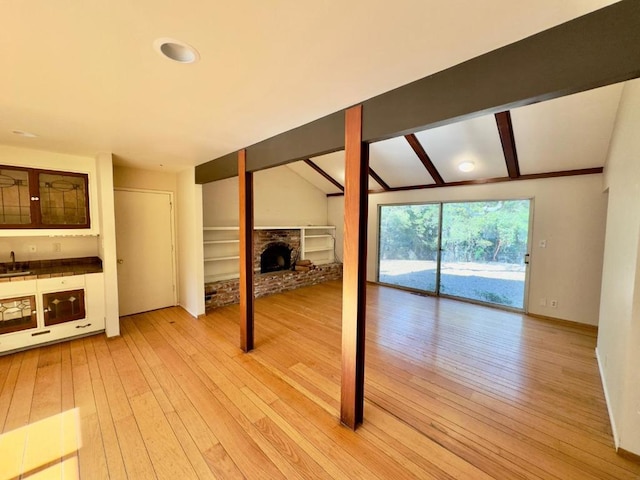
[0,256,103,283]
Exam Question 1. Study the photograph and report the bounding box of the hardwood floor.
[1,280,638,479]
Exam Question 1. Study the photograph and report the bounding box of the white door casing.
[114,189,176,316]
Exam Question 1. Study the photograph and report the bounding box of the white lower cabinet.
[0,273,105,354]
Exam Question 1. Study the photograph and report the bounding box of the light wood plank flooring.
[1,281,638,479]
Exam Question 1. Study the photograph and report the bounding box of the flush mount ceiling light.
[458,161,475,172]
[153,37,200,64]
[12,130,37,138]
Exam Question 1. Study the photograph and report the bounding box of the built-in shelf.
[204,272,240,283]
[202,225,337,287]
[304,246,333,253]
[203,240,240,245]
[204,255,240,262]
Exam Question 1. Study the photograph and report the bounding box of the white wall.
[202,165,329,226]
[0,236,99,262]
[328,174,608,325]
[597,78,640,454]
[113,165,177,193]
[177,167,205,317]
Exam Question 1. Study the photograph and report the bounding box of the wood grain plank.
[1,281,639,479]
[341,104,368,429]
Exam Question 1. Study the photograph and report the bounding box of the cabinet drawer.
[37,275,84,292]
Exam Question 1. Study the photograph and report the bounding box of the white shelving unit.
[203,225,336,283]
[203,227,240,283]
[300,226,336,265]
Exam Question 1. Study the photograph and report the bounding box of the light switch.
[539,240,547,248]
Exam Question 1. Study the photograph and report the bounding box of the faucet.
[10,251,15,270]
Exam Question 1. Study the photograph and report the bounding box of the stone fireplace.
[204,227,342,311]
[253,229,300,274]
[260,242,292,273]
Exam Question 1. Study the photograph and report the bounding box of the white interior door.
[114,189,176,316]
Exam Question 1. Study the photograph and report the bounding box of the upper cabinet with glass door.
[0,165,90,230]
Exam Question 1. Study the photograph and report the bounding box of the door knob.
[117,259,124,264]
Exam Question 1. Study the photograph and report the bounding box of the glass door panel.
[378,204,440,293]
[0,295,37,334]
[0,167,32,225]
[39,172,89,226]
[43,289,86,326]
[440,200,530,309]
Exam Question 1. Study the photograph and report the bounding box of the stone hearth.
[205,263,342,311]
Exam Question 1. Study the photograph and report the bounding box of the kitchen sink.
[0,270,32,278]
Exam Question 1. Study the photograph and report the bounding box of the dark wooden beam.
[341,105,368,430]
[196,151,238,184]
[495,111,520,178]
[248,112,345,173]
[368,168,390,191]
[404,134,445,185]
[304,159,344,191]
[238,149,254,352]
[362,1,640,142]
[326,167,604,197]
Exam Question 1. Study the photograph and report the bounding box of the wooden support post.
[341,105,368,429]
[238,149,254,352]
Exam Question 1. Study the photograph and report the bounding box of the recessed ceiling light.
[153,37,199,64]
[12,130,37,138]
[458,161,475,172]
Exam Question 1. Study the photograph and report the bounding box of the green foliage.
[379,200,530,265]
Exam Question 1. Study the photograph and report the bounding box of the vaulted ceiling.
[0,1,622,173]
[285,83,624,194]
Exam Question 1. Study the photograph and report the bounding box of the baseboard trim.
[595,347,619,450]
[527,312,598,333]
[618,447,640,465]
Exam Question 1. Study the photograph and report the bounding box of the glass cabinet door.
[38,172,89,227]
[0,167,33,226]
[0,295,37,334]
[43,289,86,326]
[0,165,90,229]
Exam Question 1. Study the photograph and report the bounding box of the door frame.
[376,197,533,313]
[114,188,178,309]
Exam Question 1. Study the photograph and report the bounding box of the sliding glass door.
[378,199,531,310]
[378,204,441,293]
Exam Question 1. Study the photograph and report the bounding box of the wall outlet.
[28,245,37,253]
[539,298,547,306]
[53,242,61,252]
[550,299,558,308]
[539,239,547,248]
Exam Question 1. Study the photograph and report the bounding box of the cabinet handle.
[75,323,92,329]
[32,330,51,337]
[30,196,40,201]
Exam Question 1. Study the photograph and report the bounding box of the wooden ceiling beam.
[495,111,520,178]
[325,167,603,197]
[404,134,445,185]
[368,168,390,191]
[304,159,344,192]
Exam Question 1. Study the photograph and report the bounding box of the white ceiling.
[0,0,621,172]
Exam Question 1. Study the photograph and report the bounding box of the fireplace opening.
[260,242,292,274]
